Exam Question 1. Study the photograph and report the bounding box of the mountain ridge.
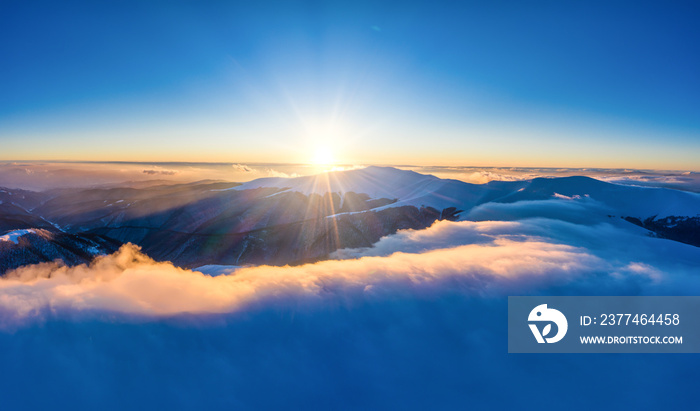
[1,166,699,273]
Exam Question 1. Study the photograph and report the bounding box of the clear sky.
[1,1,699,169]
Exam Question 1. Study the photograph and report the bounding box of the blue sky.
[1,1,699,169]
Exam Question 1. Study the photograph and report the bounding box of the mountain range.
[1,166,699,273]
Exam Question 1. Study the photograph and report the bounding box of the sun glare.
[312,146,335,165]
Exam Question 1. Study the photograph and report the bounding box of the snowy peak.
[498,176,700,218]
[232,166,700,220]
[233,166,442,201]
[0,229,39,244]
[0,228,120,274]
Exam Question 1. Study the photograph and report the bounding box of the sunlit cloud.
[405,166,700,192]
[142,168,178,176]
[3,162,700,192]
[0,239,592,323]
[2,217,699,328]
[232,163,255,173]
[265,168,300,178]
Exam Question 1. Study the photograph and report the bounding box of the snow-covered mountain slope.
[4,166,696,272]
[0,228,121,274]
[233,166,441,199]
[233,166,515,212]
[0,229,37,244]
[492,176,700,219]
[232,166,700,220]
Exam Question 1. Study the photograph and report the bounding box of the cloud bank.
[142,168,178,175]
[1,216,700,409]
[2,218,699,327]
[407,166,700,192]
[3,162,700,192]
[0,236,593,322]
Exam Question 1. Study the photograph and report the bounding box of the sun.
[312,146,335,165]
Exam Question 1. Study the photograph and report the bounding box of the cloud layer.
[407,166,700,192]
[3,162,700,192]
[0,235,593,322]
[1,216,700,409]
[2,217,699,327]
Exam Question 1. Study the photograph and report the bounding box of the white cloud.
[1,214,700,408]
[265,168,299,178]
[2,215,699,327]
[0,239,594,323]
[142,168,178,175]
[406,166,700,192]
[232,164,255,173]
